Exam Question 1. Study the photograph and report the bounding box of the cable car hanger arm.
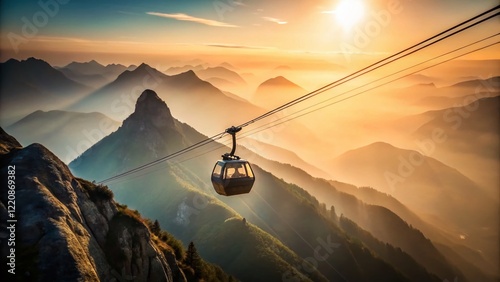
[223,126,242,160]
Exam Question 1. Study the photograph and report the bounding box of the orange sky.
[0,0,498,67]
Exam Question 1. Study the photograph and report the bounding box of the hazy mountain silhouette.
[220,90,252,103]
[5,110,120,163]
[62,60,134,77]
[164,64,205,75]
[0,57,91,125]
[394,95,499,196]
[414,96,499,160]
[195,66,248,94]
[388,76,499,109]
[241,138,331,179]
[58,67,110,89]
[195,66,246,86]
[414,76,499,109]
[63,59,106,74]
[330,142,493,219]
[416,91,499,109]
[253,76,306,109]
[449,76,499,89]
[206,77,237,88]
[57,60,134,88]
[219,62,239,71]
[329,141,498,271]
[403,74,439,86]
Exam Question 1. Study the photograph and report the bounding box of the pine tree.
[330,205,338,222]
[151,219,161,235]
[185,241,203,277]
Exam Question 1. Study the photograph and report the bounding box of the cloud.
[147,12,238,28]
[205,43,276,50]
[232,1,246,6]
[262,16,287,25]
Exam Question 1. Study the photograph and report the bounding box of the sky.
[0,0,498,67]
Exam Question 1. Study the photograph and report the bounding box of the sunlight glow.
[335,0,365,30]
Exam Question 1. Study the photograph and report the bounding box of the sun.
[335,0,365,30]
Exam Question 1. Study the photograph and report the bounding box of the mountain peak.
[269,76,292,84]
[26,57,45,63]
[128,63,162,76]
[136,62,154,71]
[260,76,303,89]
[22,57,52,68]
[126,89,175,129]
[113,63,165,84]
[176,69,198,79]
[136,89,163,107]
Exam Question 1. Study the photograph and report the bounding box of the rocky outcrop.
[0,128,185,282]
[0,127,21,154]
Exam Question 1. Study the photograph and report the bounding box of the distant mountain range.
[329,141,498,271]
[390,76,500,109]
[195,66,247,86]
[164,64,246,94]
[56,60,137,88]
[392,93,499,195]
[164,64,205,75]
[0,57,91,125]
[5,110,120,163]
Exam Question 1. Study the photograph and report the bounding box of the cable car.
[211,126,255,196]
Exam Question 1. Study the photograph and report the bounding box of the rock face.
[0,128,185,282]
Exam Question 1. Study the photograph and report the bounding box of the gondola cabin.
[211,159,255,196]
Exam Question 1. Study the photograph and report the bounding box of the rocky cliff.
[0,127,185,282]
